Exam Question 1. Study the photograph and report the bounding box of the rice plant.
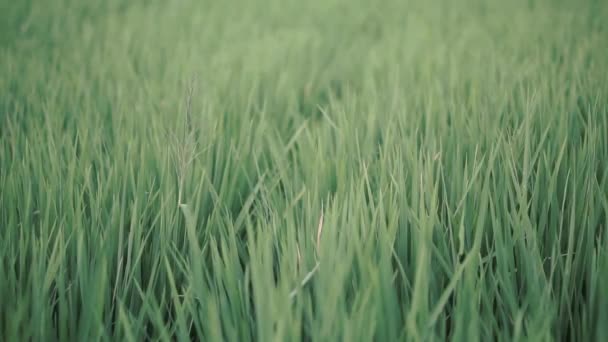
[1,0,607,340]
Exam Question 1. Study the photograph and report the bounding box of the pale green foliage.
[1,0,608,340]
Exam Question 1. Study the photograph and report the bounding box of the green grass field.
[2,0,608,340]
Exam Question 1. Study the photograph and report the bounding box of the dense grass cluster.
[2,0,608,340]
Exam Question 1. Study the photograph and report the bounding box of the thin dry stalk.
[296,243,302,271]
[316,204,324,250]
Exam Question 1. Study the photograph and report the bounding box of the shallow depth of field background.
[1,0,608,340]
